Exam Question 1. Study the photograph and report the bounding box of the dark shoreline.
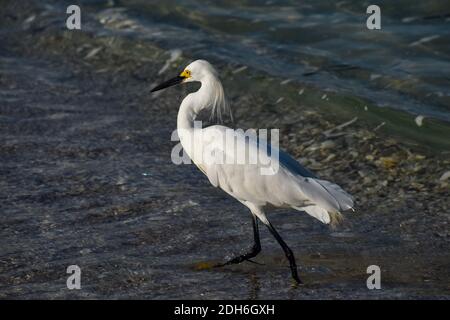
[0,1,449,299]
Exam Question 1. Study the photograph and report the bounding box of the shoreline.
[0,0,449,299]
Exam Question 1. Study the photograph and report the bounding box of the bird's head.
[151,59,218,92]
[151,59,231,123]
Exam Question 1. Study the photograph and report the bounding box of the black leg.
[216,214,261,266]
[265,221,303,285]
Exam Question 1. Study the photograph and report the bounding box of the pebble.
[439,171,450,181]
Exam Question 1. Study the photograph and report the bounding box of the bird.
[151,59,354,284]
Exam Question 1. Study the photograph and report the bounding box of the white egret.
[151,60,354,284]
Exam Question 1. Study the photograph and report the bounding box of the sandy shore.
[0,1,448,299]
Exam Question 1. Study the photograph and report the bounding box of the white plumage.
[151,59,354,284]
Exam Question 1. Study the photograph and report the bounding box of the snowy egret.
[151,60,354,284]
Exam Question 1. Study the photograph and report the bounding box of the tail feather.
[315,179,354,212]
[292,177,354,226]
[294,205,344,227]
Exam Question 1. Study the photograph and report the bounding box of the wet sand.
[0,1,449,299]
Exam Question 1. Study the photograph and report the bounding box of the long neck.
[177,77,221,162]
[177,76,217,131]
[176,84,206,162]
[177,95,197,131]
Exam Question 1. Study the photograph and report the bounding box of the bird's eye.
[180,69,191,78]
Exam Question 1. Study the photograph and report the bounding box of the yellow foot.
[193,261,216,271]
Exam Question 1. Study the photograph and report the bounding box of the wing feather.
[195,125,354,223]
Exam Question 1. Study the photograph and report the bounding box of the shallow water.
[0,0,449,299]
[96,0,450,121]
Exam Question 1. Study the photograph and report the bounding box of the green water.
[92,0,450,150]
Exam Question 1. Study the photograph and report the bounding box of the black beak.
[151,75,184,92]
